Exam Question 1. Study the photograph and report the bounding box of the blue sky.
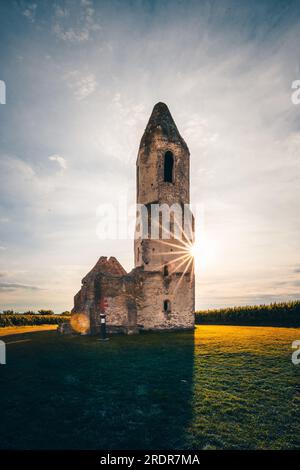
[0,0,300,312]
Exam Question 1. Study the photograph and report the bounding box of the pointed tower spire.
[139,102,188,150]
[136,101,190,205]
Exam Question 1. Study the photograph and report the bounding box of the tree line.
[0,310,71,315]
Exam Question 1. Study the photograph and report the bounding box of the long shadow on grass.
[0,330,195,449]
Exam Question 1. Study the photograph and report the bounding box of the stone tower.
[70,102,195,335]
[134,102,195,330]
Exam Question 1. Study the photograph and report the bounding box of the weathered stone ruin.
[69,102,195,335]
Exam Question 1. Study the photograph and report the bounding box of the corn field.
[195,301,300,326]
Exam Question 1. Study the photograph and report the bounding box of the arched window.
[163,299,171,313]
[163,264,169,277]
[164,151,174,183]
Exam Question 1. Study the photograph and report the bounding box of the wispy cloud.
[63,70,97,100]
[22,3,37,23]
[49,154,67,170]
[52,0,100,42]
[0,282,41,292]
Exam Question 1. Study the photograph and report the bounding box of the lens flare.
[70,313,90,334]
[150,214,196,292]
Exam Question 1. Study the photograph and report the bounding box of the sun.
[188,242,197,258]
[177,228,217,274]
[181,235,199,260]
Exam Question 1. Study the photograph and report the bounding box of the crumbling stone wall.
[72,257,131,334]
[136,270,194,331]
[69,102,195,336]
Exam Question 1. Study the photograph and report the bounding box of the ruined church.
[70,102,195,334]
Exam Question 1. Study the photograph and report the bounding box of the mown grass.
[0,326,299,449]
[195,301,300,326]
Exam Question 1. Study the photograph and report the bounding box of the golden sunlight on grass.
[195,324,300,355]
[187,325,300,449]
[0,324,58,337]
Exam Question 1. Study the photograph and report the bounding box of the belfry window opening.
[164,151,174,183]
[163,299,171,313]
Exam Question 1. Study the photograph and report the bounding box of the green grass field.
[0,325,299,450]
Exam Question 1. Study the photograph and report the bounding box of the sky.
[0,0,300,312]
